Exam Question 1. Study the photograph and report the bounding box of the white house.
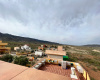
[35,51,43,57]
[21,45,31,50]
[14,47,20,51]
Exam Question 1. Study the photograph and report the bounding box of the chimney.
[58,46,63,51]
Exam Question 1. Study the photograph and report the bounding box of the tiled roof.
[0,60,69,80]
[0,61,28,80]
[39,63,71,77]
[12,68,70,80]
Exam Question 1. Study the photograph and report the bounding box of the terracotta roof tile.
[0,61,28,80]
[12,68,70,80]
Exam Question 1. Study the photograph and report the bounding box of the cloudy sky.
[0,0,100,45]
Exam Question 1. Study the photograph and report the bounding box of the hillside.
[0,32,59,44]
[0,32,60,50]
[83,44,100,47]
[64,45,100,80]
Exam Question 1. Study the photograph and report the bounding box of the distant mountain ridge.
[0,32,59,44]
[83,44,100,47]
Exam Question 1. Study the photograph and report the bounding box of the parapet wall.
[45,58,90,80]
[45,50,66,55]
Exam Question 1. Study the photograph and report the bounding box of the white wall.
[35,51,43,56]
[14,47,20,51]
[21,45,31,50]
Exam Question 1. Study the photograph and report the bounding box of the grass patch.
[81,58,100,68]
[97,66,100,71]
[90,51,100,56]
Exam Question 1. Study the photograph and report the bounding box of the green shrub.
[1,54,13,62]
[68,57,78,62]
[97,66,100,71]
[81,58,100,68]
[31,61,35,65]
[14,56,29,66]
[0,57,2,60]
[66,52,78,62]
[90,51,100,56]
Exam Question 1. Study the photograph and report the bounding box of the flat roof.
[45,50,66,56]
[0,60,69,80]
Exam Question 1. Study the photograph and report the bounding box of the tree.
[14,56,29,66]
[1,54,13,62]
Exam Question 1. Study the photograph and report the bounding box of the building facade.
[45,46,66,60]
[0,41,11,54]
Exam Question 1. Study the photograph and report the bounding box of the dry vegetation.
[65,45,100,80]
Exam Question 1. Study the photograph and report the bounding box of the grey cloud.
[0,0,99,28]
[0,0,100,45]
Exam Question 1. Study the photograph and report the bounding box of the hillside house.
[21,44,31,51]
[38,45,47,50]
[45,46,66,60]
[14,47,20,51]
[0,41,11,54]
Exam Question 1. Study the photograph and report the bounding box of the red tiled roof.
[39,63,71,77]
[0,61,28,80]
[12,68,70,80]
